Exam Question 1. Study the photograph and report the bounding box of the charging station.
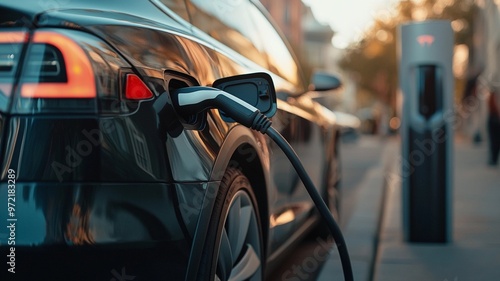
[399,20,454,243]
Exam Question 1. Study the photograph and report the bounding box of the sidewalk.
[374,139,500,281]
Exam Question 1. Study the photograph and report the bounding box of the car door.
[182,0,327,253]
[245,0,329,249]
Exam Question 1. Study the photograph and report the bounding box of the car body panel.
[0,181,216,280]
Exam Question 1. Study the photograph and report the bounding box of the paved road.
[266,134,386,281]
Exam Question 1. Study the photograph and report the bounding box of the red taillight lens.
[2,28,154,114]
[20,31,96,98]
[125,73,153,100]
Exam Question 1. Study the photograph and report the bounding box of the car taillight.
[6,28,154,114]
[20,31,96,99]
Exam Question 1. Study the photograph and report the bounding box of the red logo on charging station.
[417,35,435,46]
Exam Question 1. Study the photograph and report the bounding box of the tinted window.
[247,3,300,87]
[186,0,268,69]
[157,0,190,22]
[185,0,302,89]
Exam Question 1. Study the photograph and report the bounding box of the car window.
[185,0,268,69]
[247,3,301,88]
[156,0,190,22]
[185,0,302,90]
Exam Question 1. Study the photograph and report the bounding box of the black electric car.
[0,1,347,280]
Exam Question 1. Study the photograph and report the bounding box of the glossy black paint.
[0,182,211,280]
[0,1,341,280]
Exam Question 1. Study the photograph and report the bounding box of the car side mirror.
[310,72,342,91]
[213,72,277,122]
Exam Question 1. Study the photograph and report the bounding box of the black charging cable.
[258,123,353,281]
[172,87,354,281]
[265,126,353,281]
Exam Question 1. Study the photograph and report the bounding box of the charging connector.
[172,86,272,133]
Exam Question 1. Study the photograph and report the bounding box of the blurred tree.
[339,0,477,112]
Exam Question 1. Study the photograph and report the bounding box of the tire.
[197,168,264,281]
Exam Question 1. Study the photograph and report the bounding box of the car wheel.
[198,168,264,281]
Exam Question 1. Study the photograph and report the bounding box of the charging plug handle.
[172,86,271,132]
